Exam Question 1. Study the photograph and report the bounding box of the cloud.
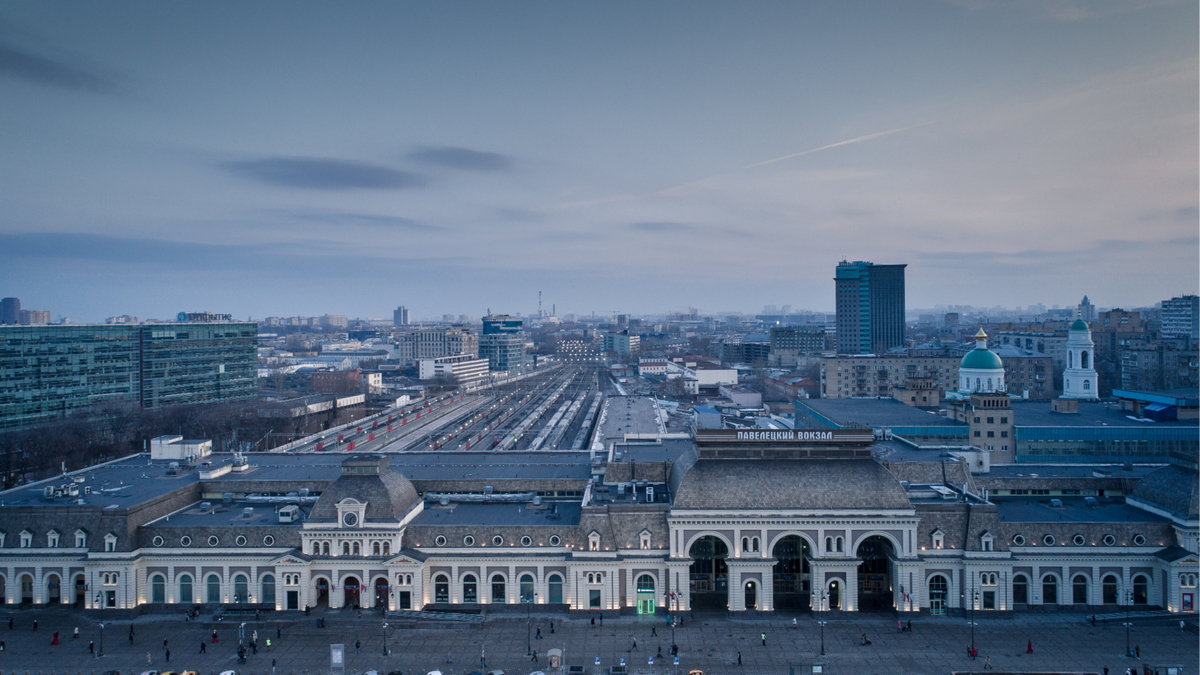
[1138,206,1199,222]
[285,210,438,231]
[942,0,1177,21]
[224,157,428,190]
[0,42,117,93]
[408,146,514,172]
[630,221,695,232]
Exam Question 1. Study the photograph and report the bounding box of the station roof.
[410,501,581,527]
[995,497,1169,524]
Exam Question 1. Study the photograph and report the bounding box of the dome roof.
[960,347,1003,370]
[1070,318,1089,331]
[309,455,420,524]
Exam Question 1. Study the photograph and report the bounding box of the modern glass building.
[480,314,526,372]
[835,260,906,355]
[0,322,257,431]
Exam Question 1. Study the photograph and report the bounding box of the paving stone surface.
[0,607,1194,675]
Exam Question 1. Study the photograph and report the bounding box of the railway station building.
[0,420,1194,618]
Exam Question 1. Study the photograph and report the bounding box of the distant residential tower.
[834,260,906,354]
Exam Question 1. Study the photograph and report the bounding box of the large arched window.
[1042,574,1058,605]
[520,574,536,603]
[547,574,563,604]
[1013,574,1028,604]
[233,574,248,603]
[434,574,449,603]
[491,574,506,603]
[178,575,193,604]
[1102,575,1119,604]
[462,574,477,603]
[151,574,165,603]
[206,574,221,603]
[1081,351,1089,369]
[1072,575,1088,605]
[1133,575,1148,605]
[261,575,276,605]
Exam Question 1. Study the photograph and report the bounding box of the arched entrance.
[744,580,757,610]
[827,579,841,610]
[928,575,948,615]
[0,576,6,604]
[688,536,729,611]
[771,535,811,611]
[313,577,330,607]
[374,577,389,608]
[343,576,361,608]
[20,574,33,605]
[856,535,894,611]
[74,575,87,606]
[46,574,61,604]
[636,575,656,614]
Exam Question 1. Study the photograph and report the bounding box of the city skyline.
[1,1,1197,321]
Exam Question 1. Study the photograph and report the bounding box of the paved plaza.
[0,608,1194,675]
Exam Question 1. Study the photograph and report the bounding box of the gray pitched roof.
[1130,464,1199,520]
[673,459,911,510]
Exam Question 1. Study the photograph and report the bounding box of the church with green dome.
[957,327,1006,394]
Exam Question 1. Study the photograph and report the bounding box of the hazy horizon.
[2,1,1197,322]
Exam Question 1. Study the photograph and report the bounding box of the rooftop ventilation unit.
[243,507,255,518]
[222,493,233,505]
[200,501,213,513]
[484,485,494,494]
[299,488,310,498]
[1084,497,1099,507]
[439,495,450,506]
[532,495,542,505]
[1049,498,1063,508]
[617,483,626,495]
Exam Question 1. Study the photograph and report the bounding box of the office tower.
[480,314,526,372]
[0,297,20,325]
[1161,295,1199,340]
[834,260,906,354]
[393,306,410,326]
[1078,296,1097,323]
[0,321,257,431]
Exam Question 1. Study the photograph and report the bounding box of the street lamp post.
[970,590,979,656]
[526,591,538,656]
[818,590,828,656]
[94,591,104,657]
[1125,590,1132,657]
[382,622,389,657]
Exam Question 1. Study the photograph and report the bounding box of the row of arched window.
[149,573,275,605]
[309,540,392,557]
[432,573,564,604]
[1012,573,1149,605]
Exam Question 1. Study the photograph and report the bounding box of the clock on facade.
[343,513,358,527]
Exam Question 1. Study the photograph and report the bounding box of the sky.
[1,0,1197,322]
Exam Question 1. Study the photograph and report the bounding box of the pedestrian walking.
[277,626,282,639]
[0,638,6,651]
[651,625,657,637]
[33,619,38,631]
[898,619,903,632]
[251,640,257,655]
[446,650,453,663]
[984,655,992,670]
[213,629,219,643]
[129,629,134,644]
[632,637,637,650]
[7,617,12,629]
[550,622,555,634]
[532,648,539,663]
[599,613,603,626]
[536,625,542,639]
[165,648,170,662]
[793,617,798,629]
[761,632,766,646]
[52,630,60,645]
[737,651,742,666]
[1026,639,1033,654]
[163,637,168,649]
[1135,645,1140,659]
[1103,667,1108,675]
[147,652,153,665]
[89,640,94,654]
[253,629,258,643]
[591,616,595,627]
[73,626,79,639]
[355,639,361,653]
[907,620,913,632]
[200,641,206,653]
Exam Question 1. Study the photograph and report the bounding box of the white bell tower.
[1062,314,1098,399]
